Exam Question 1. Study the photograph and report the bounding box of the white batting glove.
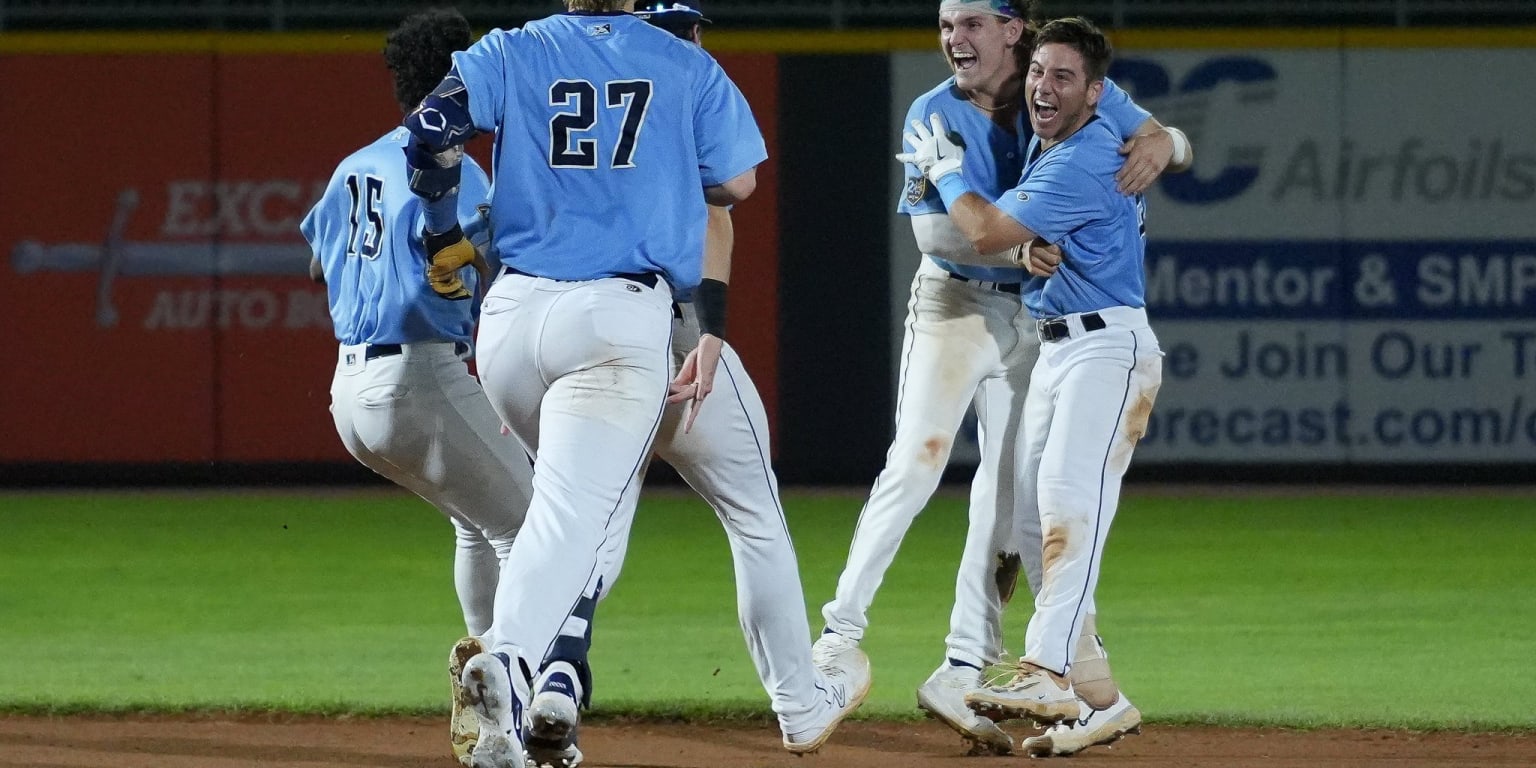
[895,113,966,185]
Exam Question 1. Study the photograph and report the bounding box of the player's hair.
[383,8,473,113]
[1008,1,1045,68]
[1031,16,1112,81]
[568,0,626,10]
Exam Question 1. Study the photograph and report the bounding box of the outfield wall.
[1,29,1532,483]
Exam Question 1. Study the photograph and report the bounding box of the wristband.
[694,278,729,339]
[1164,126,1191,166]
[935,172,972,209]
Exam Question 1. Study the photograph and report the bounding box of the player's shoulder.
[1035,119,1122,186]
[906,77,963,117]
[333,128,408,175]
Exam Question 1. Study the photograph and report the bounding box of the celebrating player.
[394,3,830,767]
[898,13,1166,733]
[815,0,1190,757]
[298,11,533,764]
[506,6,869,766]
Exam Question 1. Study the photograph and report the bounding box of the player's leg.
[1022,612,1143,757]
[472,276,673,741]
[972,320,1162,726]
[917,332,1034,755]
[655,336,865,750]
[820,263,1002,643]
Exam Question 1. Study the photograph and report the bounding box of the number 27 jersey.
[454,11,766,293]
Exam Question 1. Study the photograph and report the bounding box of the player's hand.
[1116,129,1174,195]
[668,334,724,434]
[425,226,476,300]
[895,113,966,184]
[1024,237,1062,278]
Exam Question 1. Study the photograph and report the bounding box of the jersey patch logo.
[1016,191,1030,201]
[588,22,612,36]
[904,176,928,205]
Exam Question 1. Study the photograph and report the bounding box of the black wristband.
[424,224,465,255]
[694,278,729,339]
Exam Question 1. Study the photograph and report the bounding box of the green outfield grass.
[0,488,1532,730]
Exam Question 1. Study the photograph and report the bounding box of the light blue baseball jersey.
[997,116,1148,318]
[453,11,766,293]
[301,127,492,346]
[898,77,1148,283]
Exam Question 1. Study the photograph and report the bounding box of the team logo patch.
[345,353,357,365]
[588,22,612,36]
[904,176,928,205]
[1016,191,1030,201]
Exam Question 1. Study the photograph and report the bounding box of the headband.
[938,0,1020,18]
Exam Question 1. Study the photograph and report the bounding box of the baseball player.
[898,13,1165,732]
[503,6,870,766]
[815,0,1191,757]
[396,4,798,767]
[297,10,533,765]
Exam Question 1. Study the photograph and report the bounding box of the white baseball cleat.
[915,662,1014,755]
[525,662,584,768]
[964,660,1080,726]
[784,634,872,754]
[1022,693,1142,757]
[450,636,488,767]
[462,651,530,768]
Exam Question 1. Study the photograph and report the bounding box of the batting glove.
[895,113,966,185]
[424,225,476,301]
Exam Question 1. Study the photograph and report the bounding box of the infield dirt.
[0,716,1529,768]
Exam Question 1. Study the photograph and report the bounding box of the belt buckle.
[1037,318,1068,343]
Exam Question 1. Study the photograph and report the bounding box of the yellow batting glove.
[425,225,476,300]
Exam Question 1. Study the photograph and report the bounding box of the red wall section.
[0,50,782,463]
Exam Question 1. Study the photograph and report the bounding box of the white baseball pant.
[329,341,531,636]
[1018,306,1161,674]
[562,301,822,735]
[822,257,1040,668]
[473,272,674,678]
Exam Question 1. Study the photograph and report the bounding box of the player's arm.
[1115,116,1193,194]
[668,205,733,431]
[704,168,757,207]
[897,115,1040,260]
[1097,78,1194,193]
[400,63,487,299]
[909,213,1025,270]
[308,255,325,285]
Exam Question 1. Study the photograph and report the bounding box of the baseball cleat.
[915,662,1014,755]
[462,651,530,768]
[1022,693,1142,757]
[964,660,1079,726]
[525,662,584,768]
[450,636,488,767]
[785,635,872,754]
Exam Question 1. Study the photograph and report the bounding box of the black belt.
[1037,312,1106,343]
[503,266,660,289]
[946,270,1022,295]
[365,342,469,360]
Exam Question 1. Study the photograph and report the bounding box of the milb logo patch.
[904,176,929,205]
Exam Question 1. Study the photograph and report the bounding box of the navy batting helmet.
[634,2,711,34]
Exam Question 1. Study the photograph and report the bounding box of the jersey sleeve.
[299,166,345,256]
[452,31,511,134]
[896,95,945,216]
[693,54,767,188]
[994,153,1106,245]
[1095,77,1152,141]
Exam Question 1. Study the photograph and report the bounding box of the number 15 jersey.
[455,10,766,293]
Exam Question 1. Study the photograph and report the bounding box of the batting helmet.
[634,2,711,38]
